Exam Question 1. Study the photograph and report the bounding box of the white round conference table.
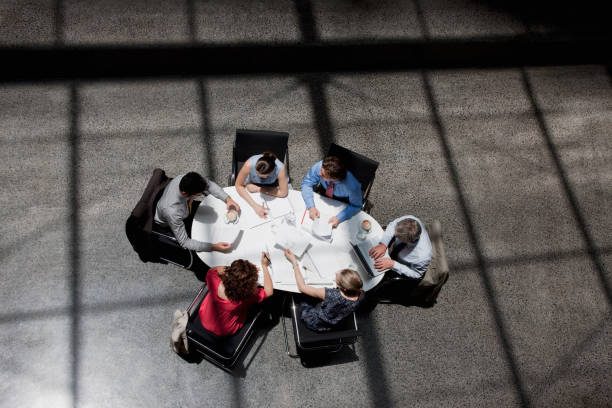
[191,187,386,292]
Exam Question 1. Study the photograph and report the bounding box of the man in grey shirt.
[154,172,240,252]
[369,215,432,280]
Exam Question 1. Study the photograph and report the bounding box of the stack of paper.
[273,224,311,257]
[261,196,293,219]
[265,242,295,284]
[310,218,333,241]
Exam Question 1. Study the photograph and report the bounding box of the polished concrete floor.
[1,1,611,408]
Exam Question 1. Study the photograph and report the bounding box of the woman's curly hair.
[219,259,259,302]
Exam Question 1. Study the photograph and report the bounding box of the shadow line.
[294,0,318,43]
[196,78,216,181]
[451,246,612,274]
[421,71,531,407]
[520,68,611,307]
[54,0,64,45]
[2,34,610,83]
[0,291,196,325]
[68,81,80,408]
[531,315,611,404]
[185,0,197,42]
[301,73,335,152]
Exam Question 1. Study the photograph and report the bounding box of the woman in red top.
[199,253,273,336]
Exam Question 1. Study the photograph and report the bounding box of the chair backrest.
[231,129,290,184]
[326,143,379,204]
[125,168,171,262]
[186,284,263,370]
[290,296,359,351]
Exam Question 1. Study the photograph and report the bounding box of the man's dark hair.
[322,156,347,180]
[179,172,208,195]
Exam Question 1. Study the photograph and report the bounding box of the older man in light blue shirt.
[301,156,362,227]
[369,215,432,280]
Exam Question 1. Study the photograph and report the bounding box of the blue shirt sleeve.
[336,172,363,222]
[301,161,322,209]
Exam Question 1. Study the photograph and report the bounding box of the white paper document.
[309,218,333,240]
[265,242,295,284]
[210,225,242,247]
[301,252,330,285]
[230,191,294,229]
[261,195,293,219]
[273,223,311,257]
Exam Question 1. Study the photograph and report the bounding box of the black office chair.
[186,284,263,372]
[326,143,379,213]
[282,296,359,359]
[228,128,290,186]
[374,220,450,306]
[125,168,194,269]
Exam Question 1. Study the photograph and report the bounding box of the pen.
[264,253,272,264]
[301,209,306,224]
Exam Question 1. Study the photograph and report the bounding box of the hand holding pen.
[261,251,271,267]
[254,200,269,219]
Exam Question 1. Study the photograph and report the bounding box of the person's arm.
[335,178,363,223]
[168,215,213,252]
[370,217,399,260]
[261,166,289,198]
[284,249,325,300]
[261,252,274,297]
[390,260,426,280]
[300,162,321,211]
[168,214,230,252]
[205,179,229,202]
[380,217,399,246]
[235,160,267,218]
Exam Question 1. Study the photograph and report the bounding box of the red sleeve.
[206,269,219,292]
[254,287,267,303]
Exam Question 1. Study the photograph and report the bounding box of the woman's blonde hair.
[336,269,363,297]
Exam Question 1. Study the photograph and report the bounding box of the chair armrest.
[362,199,374,213]
[151,229,177,242]
[187,284,208,317]
[433,238,449,274]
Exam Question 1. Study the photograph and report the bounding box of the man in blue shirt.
[301,156,363,227]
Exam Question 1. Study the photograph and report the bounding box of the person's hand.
[212,242,231,253]
[369,243,387,260]
[374,257,394,271]
[226,197,240,212]
[328,216,339,228]
[284,249,297,265]
[261,252,271,267]
[254,204,268,219]
[309,207,320,220]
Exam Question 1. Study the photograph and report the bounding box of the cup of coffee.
[225,209,239,224]
[361,220,371,232]
[357,219,371,240]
